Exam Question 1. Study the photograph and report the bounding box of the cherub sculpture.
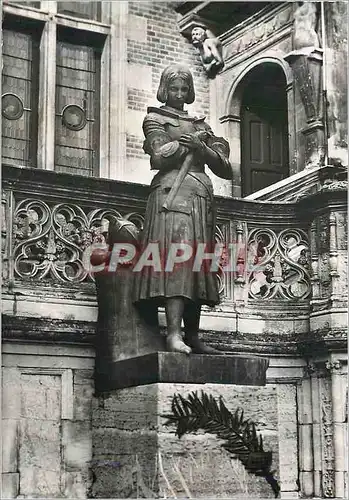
[191,26,224,78]
[293,2,320,50]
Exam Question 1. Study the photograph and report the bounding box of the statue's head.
[157,65,195,106]
[191,26,207,45]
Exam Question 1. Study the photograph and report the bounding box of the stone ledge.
[95,352,269,392]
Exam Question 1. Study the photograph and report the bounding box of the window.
[57,2,101,22]
[1,3,109,177]
[1,20,40,167]
[55,29,101,176]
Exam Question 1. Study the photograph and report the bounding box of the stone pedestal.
[95,351,269,392]
[92,377,279,499]
[91,353,274,498]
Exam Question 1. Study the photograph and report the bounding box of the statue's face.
[192,27,206,45]
[167,77,189,110]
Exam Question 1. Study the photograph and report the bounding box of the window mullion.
[108,1,128,180]
[37,17,56,170]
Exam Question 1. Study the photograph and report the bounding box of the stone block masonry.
[1,363,95,499]
[91,382,299,498]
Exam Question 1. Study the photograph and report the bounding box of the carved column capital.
[325,359,343,373]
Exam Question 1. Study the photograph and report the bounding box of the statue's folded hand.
[179,133,205,152]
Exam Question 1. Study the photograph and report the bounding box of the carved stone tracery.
[248,228,311,300]
[13,199,144,282]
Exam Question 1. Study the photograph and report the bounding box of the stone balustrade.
[2,164,347,356]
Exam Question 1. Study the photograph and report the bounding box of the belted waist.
[150,169,213,199]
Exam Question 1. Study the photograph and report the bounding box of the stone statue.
[293,2,320,50]
[191,26,224,78]
[133,64,232,355]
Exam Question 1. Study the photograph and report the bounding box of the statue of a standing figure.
[133,64,232,355]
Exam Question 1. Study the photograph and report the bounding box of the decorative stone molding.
[321,179,348,192]
[320,376,335,497]
[222,4,293,63]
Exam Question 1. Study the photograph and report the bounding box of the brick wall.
[126,1,210,162]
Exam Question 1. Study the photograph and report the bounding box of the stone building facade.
[1,1,348,499]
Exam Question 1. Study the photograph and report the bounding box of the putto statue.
[133,64,232,355]
[191,26,224,78]
[293,1,320,50]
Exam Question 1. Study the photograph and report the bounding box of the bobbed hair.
[156,65,195,105]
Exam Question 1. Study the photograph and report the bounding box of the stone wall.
[2,345,94,499]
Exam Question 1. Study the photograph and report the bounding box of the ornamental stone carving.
[247,228,310,300]
[191,25,224,78]
[224,5,292,61]
[320,376,335,497]
[12,199,144,282]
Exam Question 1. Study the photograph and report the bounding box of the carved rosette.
[247,228,311,300]
[13,199,144,282]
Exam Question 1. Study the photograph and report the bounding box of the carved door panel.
[241,94,289,197]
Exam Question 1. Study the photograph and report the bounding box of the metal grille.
[55,38,100,177]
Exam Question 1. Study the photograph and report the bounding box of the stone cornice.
[3,313,346,358]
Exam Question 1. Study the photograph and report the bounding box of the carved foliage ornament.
[225,6,292,59]
[248,228,311,300]
[13,199,144,282]
[320,376,335,497]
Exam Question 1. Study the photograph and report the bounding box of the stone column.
[220,114,242,197]
[298,369,315,496]
[37,3,57,171]
[285,47,325,168]
[310,366,322,497]
[326,359,346,498]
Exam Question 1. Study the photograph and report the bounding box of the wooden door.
[241,87,289,197]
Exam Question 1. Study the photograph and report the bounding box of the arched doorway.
[240,63,289,197]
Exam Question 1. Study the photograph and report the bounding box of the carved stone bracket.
[177,13,224,78]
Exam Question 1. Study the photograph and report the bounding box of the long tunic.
[133,105,232,307]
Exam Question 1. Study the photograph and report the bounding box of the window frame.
[1,15,43,168]
[1,1,112,177]
[54,26,104,177]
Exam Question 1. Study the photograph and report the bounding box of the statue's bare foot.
[184,335,223,355]
[167,333,192,355]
